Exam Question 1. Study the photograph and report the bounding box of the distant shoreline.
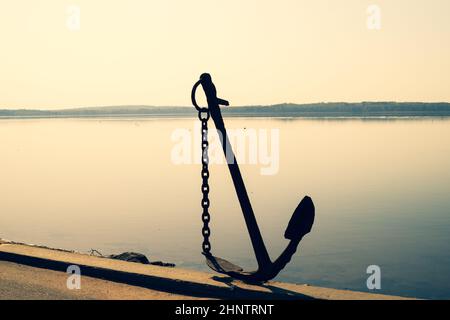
[1,112,450,120]
[1,102,450,119]
[2,115,450,121]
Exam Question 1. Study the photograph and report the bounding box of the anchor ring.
[191,79,209,114]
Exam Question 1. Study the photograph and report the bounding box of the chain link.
[199,111,211,255]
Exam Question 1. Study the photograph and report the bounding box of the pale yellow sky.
[0,0,449,109]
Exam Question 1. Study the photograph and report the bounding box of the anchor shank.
[209,101,272,269]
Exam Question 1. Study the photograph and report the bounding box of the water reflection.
[0,117,449,299]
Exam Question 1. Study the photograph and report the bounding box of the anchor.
[191,73,315,283]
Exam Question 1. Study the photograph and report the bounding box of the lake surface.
[1,117,449,299]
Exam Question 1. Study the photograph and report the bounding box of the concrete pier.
[0,240,412,300]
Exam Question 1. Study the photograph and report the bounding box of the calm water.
[1,117,449,299]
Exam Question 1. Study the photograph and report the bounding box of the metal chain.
[199,110,211,256]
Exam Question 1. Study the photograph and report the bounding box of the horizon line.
[2,101,450,112]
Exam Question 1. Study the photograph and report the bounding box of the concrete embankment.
[0,240,412,300]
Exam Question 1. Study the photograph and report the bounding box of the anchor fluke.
[284,196,315,241]
[204,254,244,274]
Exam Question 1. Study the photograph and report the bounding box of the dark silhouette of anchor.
[191,73,315,283]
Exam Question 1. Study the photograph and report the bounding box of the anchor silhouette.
[191,73,315,283]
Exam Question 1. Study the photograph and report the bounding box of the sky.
[0,0,449,109]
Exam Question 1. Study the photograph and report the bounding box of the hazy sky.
[1,0,449,109]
